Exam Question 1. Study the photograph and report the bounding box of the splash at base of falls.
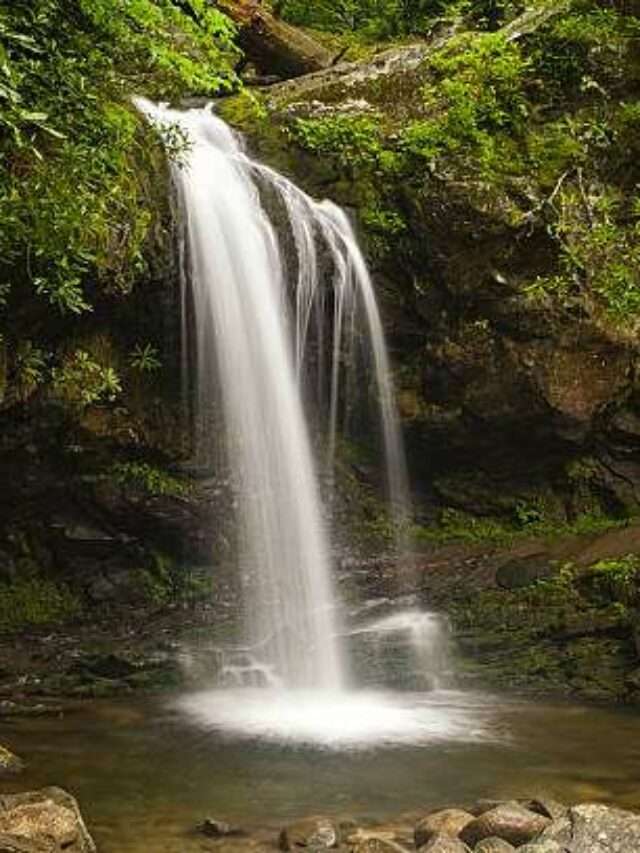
[173,688,497,749]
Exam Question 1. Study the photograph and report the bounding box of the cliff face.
[233,1,640,524]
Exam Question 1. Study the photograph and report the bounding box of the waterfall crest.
[136,98,410,692]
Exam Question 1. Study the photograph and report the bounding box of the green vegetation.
[411,507,627,547]
[284,2,640,323]
[0,0,239,405]
[452,555,640,700]
[0,577,80,631]
[110,461,192,498]
[277,0,530,39]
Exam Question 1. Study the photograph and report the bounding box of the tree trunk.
[216,0,334,78]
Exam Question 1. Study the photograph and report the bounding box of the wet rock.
[0,787,95,852]
[517,842,563,853]
[70,653,137,680]
[0,747,24,777]
[415,810,475,846]
[525,798,567,822]
[0,835,52,853]
[418,835,471,853]
[539,803,640,851]
[469,801,507,817]
[496,554,554,590]
[350,834,412,853]
[197,817,243,838]
[460,803,550,848]
[474,839,515,853]
[279,816,338,850]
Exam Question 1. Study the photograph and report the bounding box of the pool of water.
[1,689,639,852]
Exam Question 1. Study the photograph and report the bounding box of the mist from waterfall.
[136,98,413,698]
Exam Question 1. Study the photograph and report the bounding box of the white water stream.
[136,99,462,745]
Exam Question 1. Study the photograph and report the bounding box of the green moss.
[0,578,80,632]
[110,462,192,499]
[412,507,628,547]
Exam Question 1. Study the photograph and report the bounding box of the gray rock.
[418,835,471,853]
[496,553,554,590]
[525,798,568,822]
[517,841,563,853]
[351,835,412,853]
[0,788,95,852]
[460,803,550,847]
[474,838,516,853]
[197,817,243,838]
[279,816,338,850]
[415,810,475,847]
[539,803,640,852]
[0,747,24,778]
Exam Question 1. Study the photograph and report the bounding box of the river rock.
[474,838,516,853]
[197,817,243,837]
[525,798,568,822]
[460,803,550,847]
[538,803,640,851]
[0,834,53,853]
[415,810,475,846]
[350,834,412,853]
[517,842,563,853]
[279,816,338,850]
[0,788,95,852]
[0,747,24,777]
[418,835,471,853]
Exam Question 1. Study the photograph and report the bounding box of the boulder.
[0,747,24,777]
[279,816,338,850]
[460,803,550,847]
[539,803,640,852]
[525,799,568,823]
[415,810,475,847]
[474,839,516,853]
[517,842,563,853]
[0,788,95,852]
[418,836,471,853]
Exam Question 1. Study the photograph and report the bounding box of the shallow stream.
[1,689,639,852]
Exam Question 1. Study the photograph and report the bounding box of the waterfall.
[136,99,411,692]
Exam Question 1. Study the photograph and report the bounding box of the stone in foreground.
[0,788,95,852]
[415,810,475,847]
[474,838,516,852]
[538,803,640,852]
[460,803,550,847]
[418,835,471,853]
[279,816,338,850]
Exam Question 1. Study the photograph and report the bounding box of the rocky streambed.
[1,769,640,853]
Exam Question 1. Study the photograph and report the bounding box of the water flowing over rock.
[136,97,412,691]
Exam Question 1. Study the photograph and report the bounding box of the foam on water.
[174,688,497,749]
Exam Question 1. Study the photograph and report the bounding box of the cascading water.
[136,99,476,747]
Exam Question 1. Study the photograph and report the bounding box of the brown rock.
[0,788,95,852]
[474,839,515,853]
[460,803,550,848]
[279,816,338,850]
[415,810,475,847]
[418,835,471,853]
